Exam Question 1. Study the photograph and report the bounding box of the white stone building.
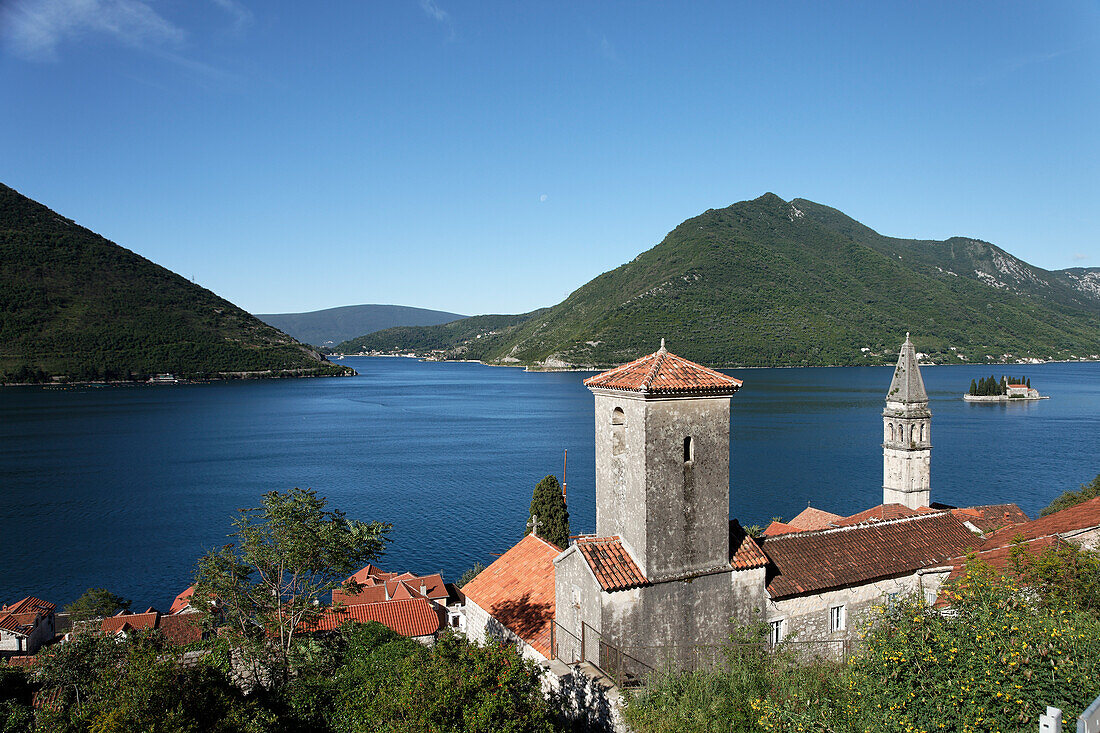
[0,597,56,657]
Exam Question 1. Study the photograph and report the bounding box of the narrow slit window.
[683,436,693,464]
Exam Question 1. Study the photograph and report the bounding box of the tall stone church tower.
[882,333,931,509]
[584,340,743,581]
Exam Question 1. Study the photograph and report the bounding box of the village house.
[312,564,464,643]
[464,334,1100,675]
[100,607,204,645]
[0,597,56,657]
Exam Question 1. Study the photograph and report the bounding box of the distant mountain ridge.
[0,183,351,383]
[257,304,466,348]
[346,194,1099,368]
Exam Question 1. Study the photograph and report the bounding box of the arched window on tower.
[919,423,925,442]
[611,407,626,455]
[909,425,915,443]
[889,424,896,442]
[683,436,694,464]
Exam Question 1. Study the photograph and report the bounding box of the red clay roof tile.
[981,497,1100,549]
[584,344,742,395]
[168,586,195,614]
[3,597,55,615]
[729,521,768,570]
[575,536,648,591]
[949,504,1029,534]
[788,507,843,531]
[762,521,800,537]
[309,597,444,637]
[760,512,979,599]
[157,613,203,645]
[101,611,159,635]
[834,503,935,527]
[462,534,560,658]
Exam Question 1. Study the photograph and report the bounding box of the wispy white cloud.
[419,0,449,24]
[1,0,186,61]
[1073,253,1089,261]
[210,0,253,33]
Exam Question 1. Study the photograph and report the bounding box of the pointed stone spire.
[886,332,927,404]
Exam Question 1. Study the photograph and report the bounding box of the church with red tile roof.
[464,337,1100,672]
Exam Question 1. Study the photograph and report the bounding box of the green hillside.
[336,312,542,360]
[354,194,1100,368]
[0,183,352,383]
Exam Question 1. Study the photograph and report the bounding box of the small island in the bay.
[963,374,1048,402]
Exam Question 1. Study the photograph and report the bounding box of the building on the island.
[1005,383,1040,399]
[0,597,56,657]
[466,335,1100,676]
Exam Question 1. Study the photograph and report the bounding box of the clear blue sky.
[2,1,1098,315]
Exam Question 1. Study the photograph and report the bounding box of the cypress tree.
[969,378,977,395]
[526,474,570,549]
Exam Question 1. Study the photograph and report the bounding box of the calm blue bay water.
[1,357,1097,610]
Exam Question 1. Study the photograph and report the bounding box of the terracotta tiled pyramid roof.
[584,341,742,395]
[575,536,648,591]
[462,534,560,658]
[760,512,978,599]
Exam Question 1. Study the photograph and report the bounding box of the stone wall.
[553,545,603,663]
[765,570,948,655]
[464,598,548,665]
[602,569,735,670]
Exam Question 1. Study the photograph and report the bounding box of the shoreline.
[332,353,1100,373]
[1,368,356,389]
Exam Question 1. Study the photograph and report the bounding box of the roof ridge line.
[767,510,952,541]
[641,346,667,391]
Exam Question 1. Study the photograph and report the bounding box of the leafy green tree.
[33,631,274,733]
[64,588,131,623]
[1040,472,1100,516]
[192,488,391,690]
[458,562,487,588]
[0,665,33,733]
[525,475,569,548]
[326,625,560,733]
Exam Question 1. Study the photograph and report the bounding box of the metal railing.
[551,621,855,689]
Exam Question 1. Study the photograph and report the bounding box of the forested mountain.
[350,194,1100,368]
[0,183,351,383]
[336,312,542,361]
[257,304,466,348]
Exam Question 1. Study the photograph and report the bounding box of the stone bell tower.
[583,340,743,582]
[882,333,931,509]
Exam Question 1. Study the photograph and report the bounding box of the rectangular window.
[829,605,846,632]
[885,591,900,609]
[769,619,784,645]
